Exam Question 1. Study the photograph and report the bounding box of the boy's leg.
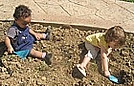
[42,52,52,65]
[30,49,52,65]
[30,49,42,59]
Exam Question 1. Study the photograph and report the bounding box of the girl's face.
[108,41,120,49]
[16,16,31,28]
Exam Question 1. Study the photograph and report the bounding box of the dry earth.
[0,22,133,86]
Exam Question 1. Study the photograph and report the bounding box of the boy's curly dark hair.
[13,5,31,20]
[104,26,126,46]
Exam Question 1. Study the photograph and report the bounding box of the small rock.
[16,64,21,69]
[41,76,46,81]
[1,67,7,72]
[126,61,131,67]
[120,50,129,56]
[36,80,42,85]
[4,51,8,55]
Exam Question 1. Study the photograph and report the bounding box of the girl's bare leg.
[80,55,91,68]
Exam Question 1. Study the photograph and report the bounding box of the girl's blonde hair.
[105,26,126,46]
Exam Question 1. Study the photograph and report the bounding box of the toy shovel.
[108,75,119,83]
[14,50,30,59]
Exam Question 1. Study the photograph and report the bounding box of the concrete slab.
[0,0,133,33]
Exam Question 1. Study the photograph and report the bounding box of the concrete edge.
[0,19,133,34]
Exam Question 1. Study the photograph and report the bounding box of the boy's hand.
[34,33,41,40]
[7,47,14,54]
[29,29,41,40]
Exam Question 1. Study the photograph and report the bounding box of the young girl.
[5,5,52,65]
[77,26,126,78]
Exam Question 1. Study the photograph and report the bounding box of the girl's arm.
[101,47,110,77]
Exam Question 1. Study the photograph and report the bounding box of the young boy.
[5,5,52,65]
[77,26,126,78]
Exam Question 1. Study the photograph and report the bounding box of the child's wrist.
[104,70,110,77]
[33,32,37,36]
[7,46,12,49]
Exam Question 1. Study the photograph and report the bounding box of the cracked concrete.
[0,0,134,33]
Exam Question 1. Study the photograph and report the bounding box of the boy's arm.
[5,36,14,53]
[29,29,42,40]
[29,29,36,36]
[101,47,110,77]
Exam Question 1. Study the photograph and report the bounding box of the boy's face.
[16,16,31,28]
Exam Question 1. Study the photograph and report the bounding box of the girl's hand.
[107,47,112,56]
[104,70,111,77]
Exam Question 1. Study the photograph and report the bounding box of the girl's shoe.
[76,64,86,77]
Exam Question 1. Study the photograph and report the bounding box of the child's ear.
[14,18,17,21]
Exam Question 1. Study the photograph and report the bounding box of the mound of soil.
[0,22,133,86]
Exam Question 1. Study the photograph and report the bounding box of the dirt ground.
[0,22,133,86]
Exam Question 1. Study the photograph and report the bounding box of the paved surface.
[0,0,134,33]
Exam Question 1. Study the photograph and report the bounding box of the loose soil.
[0,22,133,86]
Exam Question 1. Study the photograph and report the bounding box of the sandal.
[76,64,86,77]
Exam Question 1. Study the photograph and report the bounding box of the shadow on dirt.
[0,59,13,76]
[112,70,132,84]
[0,42,13,76]
[0,42,6,57]
[72,66,85,79]
[78,42,87,63]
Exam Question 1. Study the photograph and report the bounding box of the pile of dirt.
[0,22,133,86]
